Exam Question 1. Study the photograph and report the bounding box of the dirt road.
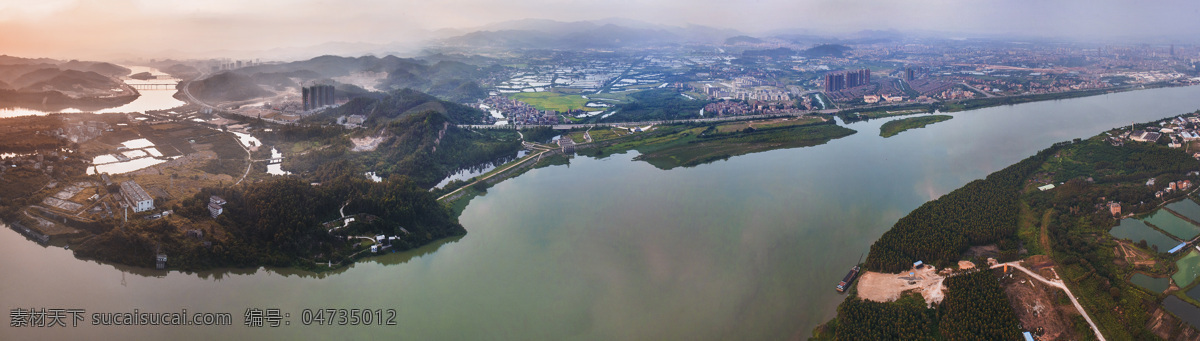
[991,262,1105,341]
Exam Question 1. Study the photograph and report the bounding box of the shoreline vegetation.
[878,115,953,138]
[813,112,1200,340]
[833,81,1185,125]
[4,81,1197,278]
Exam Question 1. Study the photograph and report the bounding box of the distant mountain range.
[439,18,741,49]
[0,55,136,110]
[189,54,500,105]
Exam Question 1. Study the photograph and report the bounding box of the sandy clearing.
[856,265,946,306]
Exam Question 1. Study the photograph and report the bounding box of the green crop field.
[510,92,590,112]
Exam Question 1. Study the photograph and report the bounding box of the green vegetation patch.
[72,161,465,271]
[509,92,590,112]
[276,90,523,188]
[879,115,953,138]
[864,145,1056,272]
[939,271,1023,340]
[1038,138,1196,183]
[1175,251,1200,287]
[819,271,1020,341]
[603,88,709,122]
[715,117,825,133]
[631,122,856,170]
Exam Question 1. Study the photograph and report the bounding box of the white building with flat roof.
[120,180,154,213]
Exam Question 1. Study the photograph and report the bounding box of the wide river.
[5,86,1200,339]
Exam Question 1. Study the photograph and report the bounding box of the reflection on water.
[230,132,260,150]
[266,148,289,176]
[89,157,167,175]
[4,85,1200,339]
[1110,218,1178,252]
[0,107,60,118]
[1144,209,1200,240]
[1129,273,1169,293]
[0,65,184,118]
[1164,296,1200,329]
[1166,199,1200,223]
[87,138,171,175]
[434,150,527,188]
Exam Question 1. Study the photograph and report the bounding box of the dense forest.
[519,126,558,143]
[878,115,953,138]
[863,145,1059,272]
[603,88,710,122]
[829,294,937,340]
[353,111,521,188]
[72,161,465,270]
[278,104,520,188]
[310,88,488,126]
[1043,138,1196,184]
[230,54,497,103]
[821,119,1200,340]
[938,272,1023,340]
[822,272,1019,341]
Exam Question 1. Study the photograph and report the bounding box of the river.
[0,65,184,118]
[5,85,1200,339]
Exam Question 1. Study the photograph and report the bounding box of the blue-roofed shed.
[1170,242,1189,254]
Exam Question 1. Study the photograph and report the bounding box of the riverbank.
[8,83,1200,340]
[815,112,1200,340]
[0,88,141,113]
[878,115,953,138]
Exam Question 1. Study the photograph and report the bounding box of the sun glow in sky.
[1,0,1198,60]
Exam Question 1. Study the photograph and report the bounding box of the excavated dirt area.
[856,265,946,306]
[1001,269,1080,340]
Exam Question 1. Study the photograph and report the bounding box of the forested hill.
[817,115,1200,340]
[280,103,520,188]
[354,110,520,188]
[309,88,487,126]
[863,145,1058,272]
[72,161,466,270]
[826,271,1021,340]
[235,55,494,102]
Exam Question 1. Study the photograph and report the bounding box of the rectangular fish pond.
[1130,273,1171,294]
[1111,218,1181,252]
[1144,209,1200,240]
[1175,251,1200,288]
[1166,199,1200,224]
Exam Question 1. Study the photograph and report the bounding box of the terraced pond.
[1110,218,1180,252]
[1131,273,1171,293]
[1166,199,1200,224]
[1144,209,1200,240]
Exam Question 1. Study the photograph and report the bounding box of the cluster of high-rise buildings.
[302,85,336,111]
[823,69,871,92]
[210,59,261,72]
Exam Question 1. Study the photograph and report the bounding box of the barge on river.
[836,265,860,293]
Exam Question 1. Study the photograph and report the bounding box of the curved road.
[991,262,1105,341]
[179,74,253,185]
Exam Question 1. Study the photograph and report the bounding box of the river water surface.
[5,86,1200,339]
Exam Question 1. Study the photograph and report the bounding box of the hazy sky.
[1,0,1198,60]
